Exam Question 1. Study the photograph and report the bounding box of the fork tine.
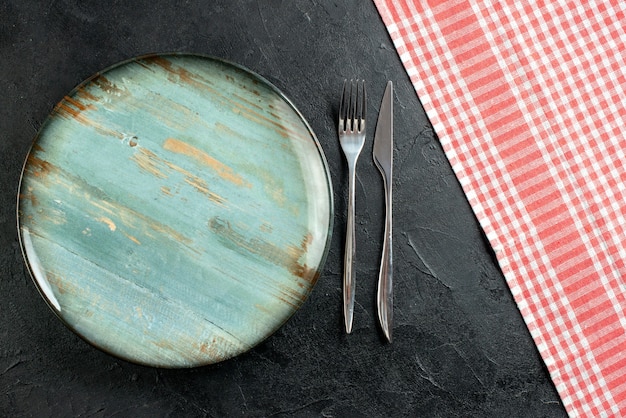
[357,80,366,132]
[346,79,356,131]
[351,80,358,131]
[339,80,347,131]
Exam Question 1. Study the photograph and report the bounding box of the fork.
[338,79,366,334]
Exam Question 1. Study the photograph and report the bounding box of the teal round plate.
[17,54,333,368]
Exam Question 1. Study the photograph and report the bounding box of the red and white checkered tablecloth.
[373,0,626,416]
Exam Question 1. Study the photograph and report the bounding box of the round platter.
[17,54,333,368]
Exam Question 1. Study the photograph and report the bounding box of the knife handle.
[377,177,393,342]
[343,165,357,334]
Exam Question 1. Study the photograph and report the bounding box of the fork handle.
[377,176,393,342]
[343,165,357,334]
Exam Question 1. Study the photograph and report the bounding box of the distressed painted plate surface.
[17,54,333,368]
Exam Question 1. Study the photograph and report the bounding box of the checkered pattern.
[373,0,626,416]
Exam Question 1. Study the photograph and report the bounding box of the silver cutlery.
[338,79,366,334]
[373,81,393,342]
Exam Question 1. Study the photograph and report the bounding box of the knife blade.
[373,81,393,342]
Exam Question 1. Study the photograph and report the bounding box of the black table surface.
[1,1,568,416]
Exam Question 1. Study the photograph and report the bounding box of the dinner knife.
[373,81,393,342]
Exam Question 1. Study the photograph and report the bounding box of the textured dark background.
[1,1,568,416]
